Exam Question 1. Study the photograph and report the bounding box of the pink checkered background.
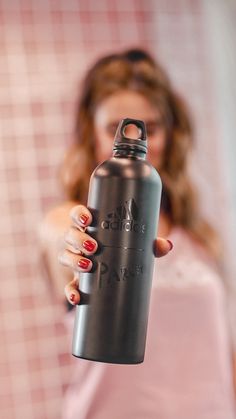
[0,1,233,418]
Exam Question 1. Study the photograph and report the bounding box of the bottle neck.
[113,148,146,160]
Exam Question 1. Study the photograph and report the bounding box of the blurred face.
[93,90,167,168]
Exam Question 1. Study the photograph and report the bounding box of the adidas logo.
[100,198,146,234]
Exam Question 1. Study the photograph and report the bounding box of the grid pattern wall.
[0,1,227,418]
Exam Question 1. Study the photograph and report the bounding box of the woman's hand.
[58,204,173,306]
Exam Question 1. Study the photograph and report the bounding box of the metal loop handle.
[118,118,147,141]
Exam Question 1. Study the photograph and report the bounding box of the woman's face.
[93,90,167,168]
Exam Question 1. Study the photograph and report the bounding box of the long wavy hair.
[59,48,221,261]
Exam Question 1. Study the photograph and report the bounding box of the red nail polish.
[167,239,173,250]
[70,293,75,302]
[83,240,96,252]
[78,258,91,269]
[79,214,89,225]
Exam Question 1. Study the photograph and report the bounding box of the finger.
[154,238,173,257]
[65,276,80,305]
[70,204,92,230]
[64,226,98,256]
[58,249,93,272]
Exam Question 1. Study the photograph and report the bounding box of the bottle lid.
[113,118,147,154]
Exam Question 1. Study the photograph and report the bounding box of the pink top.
[62,227,236,419]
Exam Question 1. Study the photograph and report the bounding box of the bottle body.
[72,156,162,364]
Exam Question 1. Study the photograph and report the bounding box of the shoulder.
[169,226,218,269]
[38,200,79,249]
[156,226,223,291]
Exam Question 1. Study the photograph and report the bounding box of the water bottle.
[72,118,162,364]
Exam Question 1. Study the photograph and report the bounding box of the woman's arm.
[38,201,78,301]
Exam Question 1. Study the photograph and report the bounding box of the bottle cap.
[113,118,147,154]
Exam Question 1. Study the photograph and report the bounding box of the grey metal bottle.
[72,118,162,364]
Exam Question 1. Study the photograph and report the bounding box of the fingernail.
[79,214,89,225]
[82,240,96,252]
[78,258,91,269]
[167,239,173,251]
[70,293,75,302]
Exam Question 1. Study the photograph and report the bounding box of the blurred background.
[0,0,235,418]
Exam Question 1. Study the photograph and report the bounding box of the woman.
[40,49,236,418]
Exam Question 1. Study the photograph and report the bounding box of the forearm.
[41,245,73,301]
[38,201,77,302]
